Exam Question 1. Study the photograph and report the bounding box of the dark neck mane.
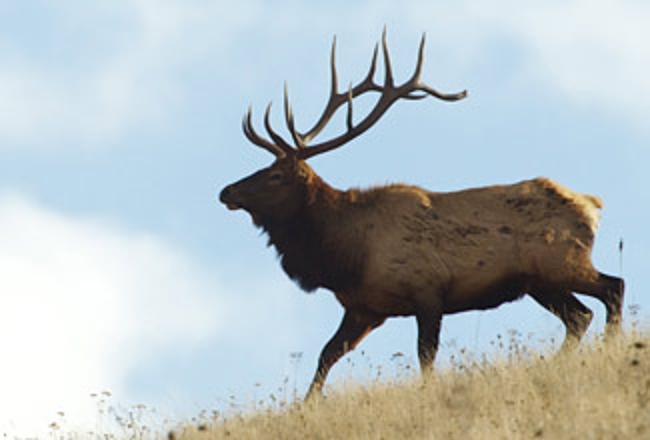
[258,177,366,293]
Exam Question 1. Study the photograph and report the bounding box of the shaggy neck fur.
[257,175,366,293]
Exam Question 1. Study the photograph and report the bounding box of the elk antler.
[243,30,468,160]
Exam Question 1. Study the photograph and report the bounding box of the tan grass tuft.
[173,333,650,440]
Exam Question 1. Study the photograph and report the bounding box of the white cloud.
[0,191,222,436]
[489,1,650,130]
[405,0,650,133]
[3,0,648,150]
[0,0,255,150]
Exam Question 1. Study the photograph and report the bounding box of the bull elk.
[219,32,624,399]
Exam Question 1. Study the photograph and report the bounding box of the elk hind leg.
[530,289,593,351]
[305,310,385,401]
[574,272,625,337]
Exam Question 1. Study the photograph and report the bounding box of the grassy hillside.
[172,333,650,440]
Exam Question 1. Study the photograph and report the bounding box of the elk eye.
[268,172,283,183]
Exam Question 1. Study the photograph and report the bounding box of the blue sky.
[1,0,649,435]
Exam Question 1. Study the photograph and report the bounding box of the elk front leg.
[415,308,443,377]
[305,310,384,401]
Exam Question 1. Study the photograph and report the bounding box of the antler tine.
[330,37,339,97]
[284,83,306,149]
[365,43,380,87]
[381,28,395,88]
[300,37,341,145]
[407,32,468,102]
[349,42,382,98]
[414,33,426,84]
[418,84,469,102]
[263,103,295,155]
[346,83,354,131]
[242,106,286,157]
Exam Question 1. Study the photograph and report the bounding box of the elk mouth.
[220,197,242,211]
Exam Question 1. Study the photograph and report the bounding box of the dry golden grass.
[173,333,650,440]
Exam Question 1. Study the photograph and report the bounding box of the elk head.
[219,31,468,222]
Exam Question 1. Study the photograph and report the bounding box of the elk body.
[219,33,625,399]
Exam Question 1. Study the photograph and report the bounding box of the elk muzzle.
[219,185,241,211]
